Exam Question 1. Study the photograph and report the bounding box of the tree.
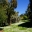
[25,4,30,20]
[6,7,15,25]
[0,0,8,26]
[28,0,32,21]
[0,0,8,8]
[11,0,17,8]
[11,11,19,23]
[26,0,32,21]
[6,0,17,25]
[20,14,23,17]
[20,13,28,20]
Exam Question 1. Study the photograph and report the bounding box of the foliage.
[0,0,7,26]
[11,0,17,8]
[20,14,28,20]
[27,0,32,20]
[0,10,7,23]
[0,0,17,26]
[6,0,17,25]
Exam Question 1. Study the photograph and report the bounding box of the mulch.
[0,30,3,32]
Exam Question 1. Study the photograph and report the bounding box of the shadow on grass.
[0,23,9,30]
[18,21,32,28]
[0,23,8,27]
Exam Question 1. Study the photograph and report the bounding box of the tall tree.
[6,0,17,25]
[11,0,17,8]
[0,0,8,26]
[26,4,30,20]
[0,0,8,10]
[28,0,32,21]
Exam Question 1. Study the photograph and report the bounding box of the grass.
[3,25,26,32]
[3,25,32,32]
[1,20,32,32]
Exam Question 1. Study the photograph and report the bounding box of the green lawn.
[2,20,32,32]
[3,25,32,32]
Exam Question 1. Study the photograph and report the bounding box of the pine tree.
[29,0,32,21]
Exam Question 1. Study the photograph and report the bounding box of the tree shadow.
[0,23,8,27]
[18,21,32,28]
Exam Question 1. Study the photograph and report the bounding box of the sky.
[8,0,29,15]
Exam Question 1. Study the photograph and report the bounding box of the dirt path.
[11,22,25,25]
[0,30,3,32]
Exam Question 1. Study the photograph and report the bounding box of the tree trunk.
[7,13,10,25]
